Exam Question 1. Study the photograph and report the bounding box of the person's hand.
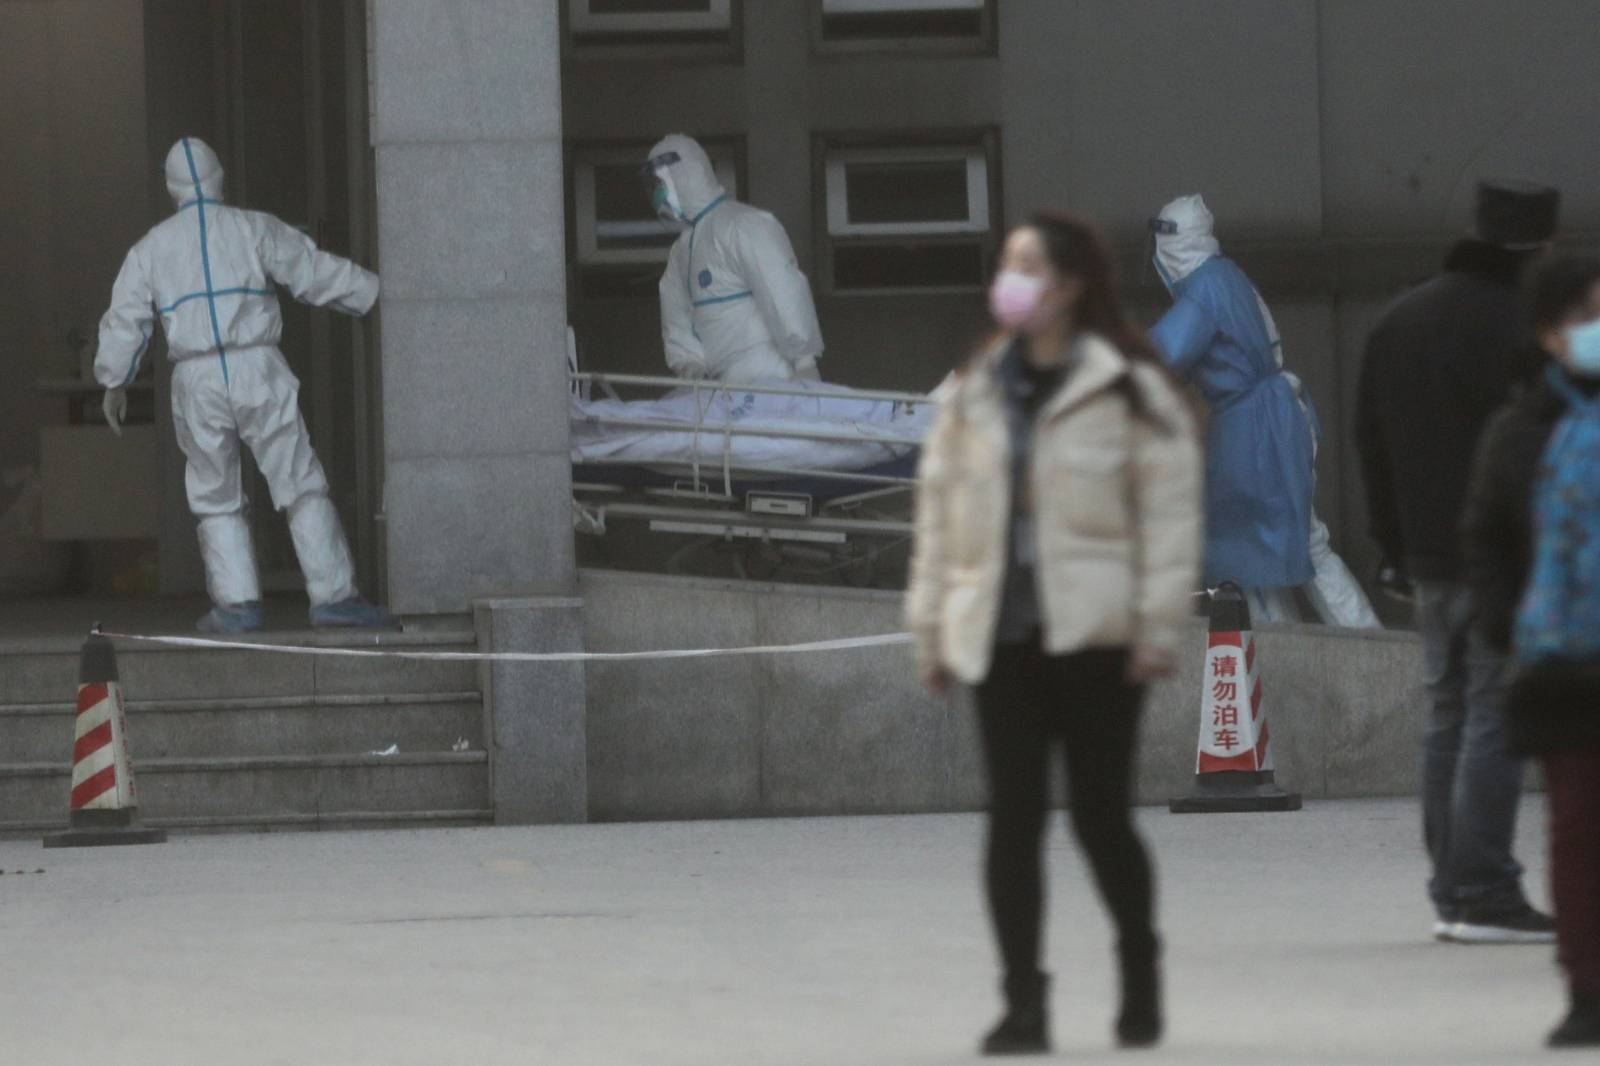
[920,660,953,695]
[101,388,127,436]
[1126,643,1178,683]
[675,360,710,381]
[794,357,821,382]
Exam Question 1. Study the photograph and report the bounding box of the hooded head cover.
[165,136,225,208]
[644,134,726,224]
[1153,193,1220,288]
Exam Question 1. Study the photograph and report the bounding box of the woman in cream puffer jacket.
[905,330,1203,682]
[905,213,1201,1056]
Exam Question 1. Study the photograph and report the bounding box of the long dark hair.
[1527,252,1600,333]
[1025,210,1165,367]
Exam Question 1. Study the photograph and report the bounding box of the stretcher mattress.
[569,381,933,471]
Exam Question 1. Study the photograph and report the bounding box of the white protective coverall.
[96,137,378,613]
[647,135,824,384]
[1153,194,1380,628]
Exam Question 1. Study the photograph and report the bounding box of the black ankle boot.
[981,971,1050,1056]
[1548,986,1600,1048]
[1115,937,1163,1049]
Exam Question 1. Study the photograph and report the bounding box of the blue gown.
[1150,256,1315,589]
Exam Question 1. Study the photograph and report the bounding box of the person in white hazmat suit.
[644,135,824,383]
[96,136,396,633]
[1148,193,1380,628]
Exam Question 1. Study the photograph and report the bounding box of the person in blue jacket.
[1148,194,1377,626]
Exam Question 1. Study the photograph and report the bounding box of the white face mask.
[1566,316,1600,375]
[1152,253,1176,293]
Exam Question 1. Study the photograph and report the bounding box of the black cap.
[1208,582,1252,632]
[1474,179,1560,250]
[79,633,119,684]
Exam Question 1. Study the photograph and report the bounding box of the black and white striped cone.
[43,632,166,847]
[1169,584,1302,813]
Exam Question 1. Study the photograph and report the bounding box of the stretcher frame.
[569,371,933,583]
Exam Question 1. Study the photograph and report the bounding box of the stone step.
[1,692,485,763]
[0,751,488,826]
[0,630,481,705]
[0,808,493,837]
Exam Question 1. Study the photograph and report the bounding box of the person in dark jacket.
[1354,179,1559,943]
[1463,253,1600,1047]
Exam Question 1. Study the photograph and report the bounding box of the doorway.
[145,0,383,602]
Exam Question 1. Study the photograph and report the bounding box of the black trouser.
[974,640,1156,992]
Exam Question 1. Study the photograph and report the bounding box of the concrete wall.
[563,0,1600,603]
[1318,0,1600,237]
[0,0,147,481]
[578,570,1428,821]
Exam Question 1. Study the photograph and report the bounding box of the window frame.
[823,145,991,239]
[812,128,1002,297]
[569,0,733,35]
[808,0,997,59]
[564,0,744,64]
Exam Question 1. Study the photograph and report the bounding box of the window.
[826,148,990,237]
[812,0,995,55]
[569,139,744,299]
[815,131,1000,294]
[567,0,741,58]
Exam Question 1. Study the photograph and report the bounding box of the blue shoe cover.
[196,601,264,633]
[310,596,401,630]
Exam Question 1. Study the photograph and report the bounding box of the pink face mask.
[988,270,1050,331]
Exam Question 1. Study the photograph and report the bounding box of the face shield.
[641,150,684,223]
[1144,216,1178,289]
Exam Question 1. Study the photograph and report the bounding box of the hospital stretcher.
[569,372,933,586]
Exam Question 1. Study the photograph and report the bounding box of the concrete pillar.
[370,0,574,613]
[475,597,587,824]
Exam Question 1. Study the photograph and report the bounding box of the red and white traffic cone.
[1169,584,1301,813]
[43,632,166,847]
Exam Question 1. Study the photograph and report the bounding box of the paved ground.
[0,798,1566,1065]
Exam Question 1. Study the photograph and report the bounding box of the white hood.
[165,136,224,207]
[646,134,726,222]
[1153,193,1220,287]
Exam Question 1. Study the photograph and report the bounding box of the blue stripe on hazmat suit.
[1149,196,1315,590]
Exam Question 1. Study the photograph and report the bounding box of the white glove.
[794,357,821,382]
[102,388,127,437]
[675,360,711,381]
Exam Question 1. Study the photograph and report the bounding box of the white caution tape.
[96,630,914,663]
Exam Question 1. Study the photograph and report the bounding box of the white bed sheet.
[570,381,933,471]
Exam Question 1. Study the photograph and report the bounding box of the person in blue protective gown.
[1148,194,1378,626]
[643,134,824,385]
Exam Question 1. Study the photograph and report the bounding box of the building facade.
[3,0,1599,615]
